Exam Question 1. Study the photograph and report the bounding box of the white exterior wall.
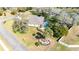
[28,24,45,30]
[28,24,39,27]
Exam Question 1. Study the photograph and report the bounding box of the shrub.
[35,42,41,46]
[35,32,45,39]
[11,11,17,15]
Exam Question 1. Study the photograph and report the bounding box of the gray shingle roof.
[28,15,44,25]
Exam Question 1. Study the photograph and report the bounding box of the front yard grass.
[14,27,38,47]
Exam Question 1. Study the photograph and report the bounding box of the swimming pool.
[44,21,48,27]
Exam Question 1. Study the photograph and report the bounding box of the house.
[27,15,45,29]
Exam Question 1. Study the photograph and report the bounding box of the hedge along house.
[27,15,45,30]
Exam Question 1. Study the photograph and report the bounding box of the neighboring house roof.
[28,15,44,25]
